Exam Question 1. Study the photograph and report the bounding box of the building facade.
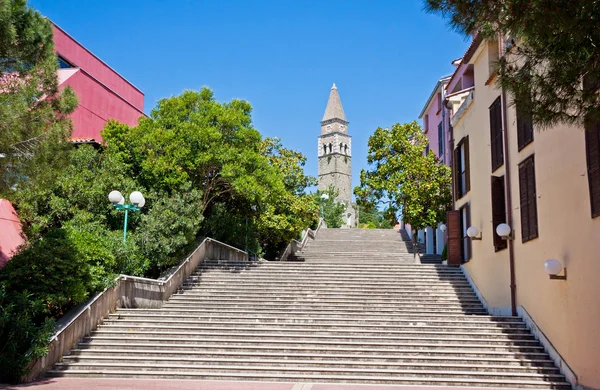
[444,36,600,388]
[53,22,145,143]
[318,84,356,227]
[411,75,453,255]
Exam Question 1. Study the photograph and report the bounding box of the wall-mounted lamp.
[496,223,514,240]
[544,259,567,280]
[467,226,482,240]
[440,224,447,233]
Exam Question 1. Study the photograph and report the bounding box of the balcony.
[449,88,475,127]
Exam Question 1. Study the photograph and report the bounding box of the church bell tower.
[318,83,355,227]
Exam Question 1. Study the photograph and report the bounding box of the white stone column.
[436,227,445,255]
[417,229,424,245]
[425,226,435,255]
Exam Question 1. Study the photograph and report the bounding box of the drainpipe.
[500,37,518,317]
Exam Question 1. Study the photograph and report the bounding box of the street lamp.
[467,226,482,240]
[496,223,513,240]
[109,190,145,243]
[320,193,329,218]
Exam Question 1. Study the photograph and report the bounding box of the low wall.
[24,238,248,382]
[279,218,325,261]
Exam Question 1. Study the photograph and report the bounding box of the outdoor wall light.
[544,259,567,280]
[109,190,145,243]
[467,226,482,240]
[440,224,447,232]
[496,223,514,240]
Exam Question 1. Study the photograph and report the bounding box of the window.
[425,143,430,155]
[489,97,504,171]
[491,176,507,251]
[585,118,600,218]
[459,203,471,262]
[454,136,470,199]
[436,93,442,113]
[423,115,429,132]
[57,56,73,69]
[519,155,538,242]
[488,40,499,79]
[438,121,444,161]
[516,95,534,151]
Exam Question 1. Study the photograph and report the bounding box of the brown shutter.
[516,96,534,151]
[489,97,504,171]
[519,155,539,242]
[464,136,470,193]
[465,203,472,261]
[585,119,600,218]
[453,146,460,199]
[491,176,508,251]
[446,210,462,267]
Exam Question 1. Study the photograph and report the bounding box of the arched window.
[328,143,332,154]
[340,142,343,152]
[323,144,327,155]
[344,144,348,154]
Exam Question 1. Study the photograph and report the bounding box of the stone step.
[91,329,536,341]
[187,275,470,282]
[193,270,465,277]
[198,262,450,269]
[179,287,479,296]
[75,341,549,358]
[53,359,561,376]
[81,336,544,351]
[98,323,531,335]
[48,363,567,384]
[118,307,489,316]
[105,316,528,329]
[181,281,475,288]
[111,311,522,323]
[173,291,480,299]
[166,296,484,305]
[160,302,486,311]
[66,349,556,367]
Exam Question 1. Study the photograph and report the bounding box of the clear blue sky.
[31,0,469,194]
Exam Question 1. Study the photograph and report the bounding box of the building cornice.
[319,132,352,139]
[321,118,349,126]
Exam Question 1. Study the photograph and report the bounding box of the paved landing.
[2,378,522,390]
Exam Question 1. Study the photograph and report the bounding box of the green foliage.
[355,122,452,232]
[441,243,448,261]
[358,207,393,229]
[0,285,55,384]
[0,0,77,195]
[315,186,346,228]
[424,0,600,127]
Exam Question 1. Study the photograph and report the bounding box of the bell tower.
[318,83,355,226]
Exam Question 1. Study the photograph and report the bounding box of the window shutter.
[489,97,504,171]
[464,136,470,193]
[491,176,507,251]
[516,95,534,151]
[585,119,600,218]
[446,210,462,267]
[519,156,539,242]
[465,203,472,261]
[453,146,461,199]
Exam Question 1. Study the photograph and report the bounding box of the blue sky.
[31,0,469,194]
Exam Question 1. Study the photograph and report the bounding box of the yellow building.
[445,36,600,389]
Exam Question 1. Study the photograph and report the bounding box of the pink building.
[53,22,145,143]
[0,22,146,264]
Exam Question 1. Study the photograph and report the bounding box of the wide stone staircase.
[49,228,570,388]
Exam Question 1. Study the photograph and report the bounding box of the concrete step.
[104,317,529,329]
[111,311,523,323]
[172,291,481,299]
[81,336,545,351]
[160,302,486,311]
[46,368,571,389]
[166,297,484,305]
[48,363,568,385]
[91,328,536,341]
[75,341,550,358]
[98,323,532,335]
[66,349,557,367]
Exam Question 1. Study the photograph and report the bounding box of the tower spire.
[322,83,346,122]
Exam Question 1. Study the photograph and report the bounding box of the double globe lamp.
[108,190,145,243]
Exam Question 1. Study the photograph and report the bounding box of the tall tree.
[424,0,600,127]
[0,0,77,194]
[355,122,452,232]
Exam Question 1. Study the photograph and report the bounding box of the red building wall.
[52,23,145,142]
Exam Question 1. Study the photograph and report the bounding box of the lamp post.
[320,193,329,218]
[109,190,145,243]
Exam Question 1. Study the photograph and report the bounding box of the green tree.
[0,0,77,194]
[424,0,600,127]
[315,185,346,228]
[355,122,452,232]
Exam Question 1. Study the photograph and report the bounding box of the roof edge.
[418,75,452,119]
